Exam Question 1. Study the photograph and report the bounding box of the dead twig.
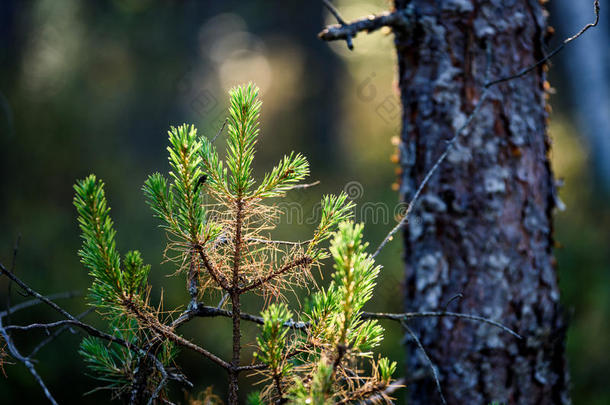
[0,291,82,319]
[29,309,94,358]
[362,310,521,340]
[0,317,58,405]
[401,321,446,405]
[319,3,416,50]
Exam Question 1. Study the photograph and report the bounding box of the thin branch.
[246,238,311,246]
[147,367,168,405]
[401,321,446,405]
[172,303,308,330]
[442,293,463,312]
[235,362,267,372]
[287,180,320,190]
[4,234,21,323]
[187,249,200,306]
[322,0,346,25]
[213,236,312,248]
[362,311,521,339]
[239,256,312,293]
[29,309,94,358]
[6,319,83,332]
[361,377,406,404]
[372,90,490,258]
[195,245,230,291]
[485,0,600,87]
[0,291,82,318]
[122,297,232,370]
[217,292,229,309]
[211,119,227,143]
[0,263,129,343]
[0,318,58,405]
[0,263,176,388]
[373,38,496,259]
[319,7,416,50]
[175,304,517,338]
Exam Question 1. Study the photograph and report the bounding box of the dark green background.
[1,1,608,404]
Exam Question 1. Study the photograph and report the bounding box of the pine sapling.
[73,83,396,404]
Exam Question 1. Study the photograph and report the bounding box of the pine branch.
[239,256,313,293]
[0,263,176,393]
[121,296,231,370]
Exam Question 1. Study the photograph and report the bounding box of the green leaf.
[378,357,396,383]
[143,172,185,239]
[253,151,309,199]
[166,124,206,241]
[329,222,382,349]
[307,192,355,261]
[255,303,293,376]
[123,250,150,297]
[226,83,261,196]
[200,134,229,194]
[74,175,123,309]
[247,391,265,405]
[80,337,130,388]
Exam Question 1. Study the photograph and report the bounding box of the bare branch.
[0,262,177,389]
[187,250,200,305]
[247,237,311,246]
[29,309,93,358]
[319,7,416,50]
[361,377,406,404]
[0,291,82,319]
[0,318,58,405]
[362,311,521,339]
[5,319,83,332]
[235,362,267,372]
[4,234,21,323]
[172,303,307,330]
[287,180,320,190]
[147,367,168,405]
[372,89,490,258]
[322,0,347,25]
[401,321,446,405]
[239,256,313,293]
[122,297,232,370]
[211,119,227,143]
[372,40,497,258]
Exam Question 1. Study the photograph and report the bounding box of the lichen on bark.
[394,0,569,403]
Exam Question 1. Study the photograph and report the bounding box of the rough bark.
[394,0,569,403]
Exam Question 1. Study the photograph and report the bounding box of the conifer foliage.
[72,83,396,404]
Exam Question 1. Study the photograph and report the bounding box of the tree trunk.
[394,0,569,403]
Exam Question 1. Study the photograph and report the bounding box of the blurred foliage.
[0,0,608,404]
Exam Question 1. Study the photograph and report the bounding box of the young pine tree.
[73,83,396,404]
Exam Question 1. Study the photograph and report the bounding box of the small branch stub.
[319,5,416,50]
